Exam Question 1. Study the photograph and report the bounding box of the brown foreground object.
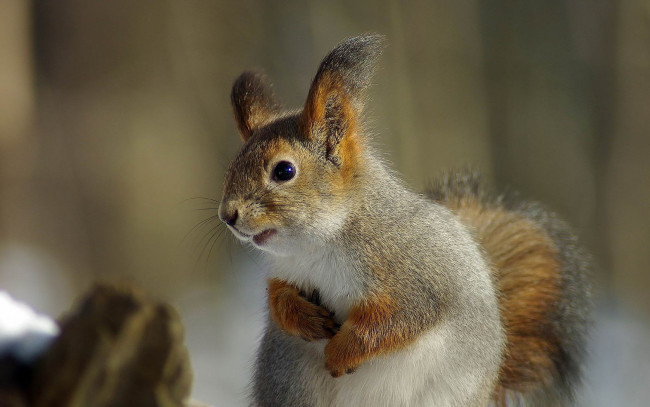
[0,284,200,407]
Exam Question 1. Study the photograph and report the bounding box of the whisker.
[185,196,221,204]
[195,223,224,265]
[183,214,220,243]
[207,227,228,260]
[227,235,234,265]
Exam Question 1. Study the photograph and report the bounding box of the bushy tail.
[427,170,591,406]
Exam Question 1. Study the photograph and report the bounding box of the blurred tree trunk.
[0,1,35,245]
[380,0,494,187]
[0,1,79,313]
[31,1,233,297]
[607,0,650,314]
[479,0,617,285]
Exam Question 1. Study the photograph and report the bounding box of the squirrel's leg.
[268,278,339,341]
[324,293,427,378]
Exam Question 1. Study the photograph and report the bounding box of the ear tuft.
[314,34,386,101]
[231,71,281,141]
[302,34,385,161]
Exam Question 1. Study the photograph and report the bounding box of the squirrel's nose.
[221,209,238,226]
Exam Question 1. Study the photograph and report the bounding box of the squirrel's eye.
[272,161,296,182]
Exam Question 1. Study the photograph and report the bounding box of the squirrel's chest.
[270,251,364,322]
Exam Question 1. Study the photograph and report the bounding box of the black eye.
[272,161,296,182]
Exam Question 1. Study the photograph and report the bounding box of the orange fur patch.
[335,103,363,184]
[267,279,338,341]
[324,293,415,377]
[303,73,340,129]
[262,138,288,165]
[302,72,364,190]
[444,197,562,400]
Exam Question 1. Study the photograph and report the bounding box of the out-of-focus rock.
[29,284,193,407]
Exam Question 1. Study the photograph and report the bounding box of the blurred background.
[1,0,648,405]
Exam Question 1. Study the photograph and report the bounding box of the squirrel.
[218,34,591,407]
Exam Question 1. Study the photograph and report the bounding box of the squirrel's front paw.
[268,279,339,341]
[324,327,362,378]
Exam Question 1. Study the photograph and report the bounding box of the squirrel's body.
[260,152,504,406]
[219,35,590,406]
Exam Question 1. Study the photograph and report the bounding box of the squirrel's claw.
[325,358,359,378]
[324,326,362,378]
[308,289,322,306]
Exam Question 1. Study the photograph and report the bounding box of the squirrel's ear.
[302,34,385,163]
[231,71,281,142]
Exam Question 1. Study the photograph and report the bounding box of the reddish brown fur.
[444,196,562,401]
[268,279,338,341]
[302,73,340,130]
[335,103,363,184]
[324,293,417,377]
[301,71,365,190]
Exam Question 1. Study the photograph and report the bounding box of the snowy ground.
[175,255,267,407]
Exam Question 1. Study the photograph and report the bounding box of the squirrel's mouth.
[229,226,251,239]
[253,229,277,246]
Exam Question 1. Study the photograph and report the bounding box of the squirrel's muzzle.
[218,200,239,227]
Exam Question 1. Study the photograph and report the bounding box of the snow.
[0,291,59,362]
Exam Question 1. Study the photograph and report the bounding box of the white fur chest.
[265,244,502,406]
[309,319,495,407]
[269,247,364,322]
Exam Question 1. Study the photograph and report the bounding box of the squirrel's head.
[219,34,384,255]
